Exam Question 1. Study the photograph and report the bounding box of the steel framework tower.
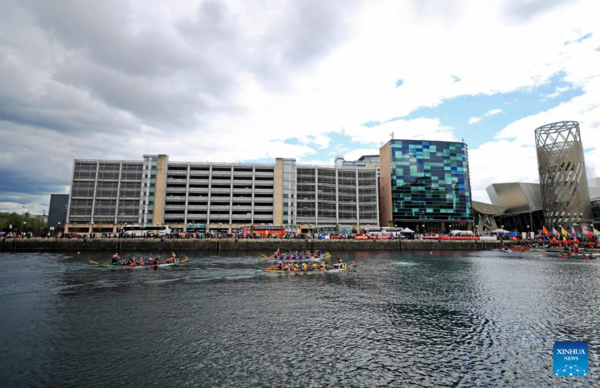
[534,121,592,228]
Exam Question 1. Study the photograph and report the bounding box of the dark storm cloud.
[0,0,360,212]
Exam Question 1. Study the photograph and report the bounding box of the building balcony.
[188,187,209,193]
[164,214,185,220]
[233,171,253,177]
[211,171,232,177]
[254,180,274,187]
[166,187,187,193]
[210,205,231,211]
[167,178,187,184]
[189,179,209,185]
[254,206,273,211]
[165,205,185,210]
[255,171,274,178]
[232,188,252,194]
[187,205,208,211]
[255,189,273,194]
[211,188,231,194]
[253,214,274,220]
[209,214,230,221]
[165,196,186,202]
[210,197,231,202]
[189,170,209,176]
[253,197,273,203]
[168,170,187,176]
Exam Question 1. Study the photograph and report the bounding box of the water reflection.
[1,250,599,386]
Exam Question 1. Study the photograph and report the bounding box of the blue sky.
[0,0,599,213]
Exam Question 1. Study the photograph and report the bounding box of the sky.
[1,0,599,214]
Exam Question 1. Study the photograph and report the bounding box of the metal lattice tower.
[534,121,593,228]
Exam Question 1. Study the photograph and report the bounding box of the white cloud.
[469,108,503,125]
[1,0,600,212]
[343,148,381,161]
[344,117,456,146]
[470,76,600,202]
[544,85,571,98]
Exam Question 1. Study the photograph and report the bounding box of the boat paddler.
[301,263,308,271]
[111,253,120,264]
[311,263,318,270]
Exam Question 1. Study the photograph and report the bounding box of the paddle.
[89,259,100,265]
[180,256,189,264]
[253,264,265,271]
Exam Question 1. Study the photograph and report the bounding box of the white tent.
[490,228,509,234]
[402,227,415,233]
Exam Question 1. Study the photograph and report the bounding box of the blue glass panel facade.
[388,140,472,224]
[592,199,600,230]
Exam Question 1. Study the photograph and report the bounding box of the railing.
[165,205,185,210]
[187,205,208,211]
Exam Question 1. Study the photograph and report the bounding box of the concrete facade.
[65,155,379,233]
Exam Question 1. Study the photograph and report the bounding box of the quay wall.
[0,239,512,253]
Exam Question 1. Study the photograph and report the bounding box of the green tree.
[0,212,43,234]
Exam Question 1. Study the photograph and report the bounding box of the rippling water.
[1,250,599,387]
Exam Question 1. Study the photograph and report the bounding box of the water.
[1,250,599,387]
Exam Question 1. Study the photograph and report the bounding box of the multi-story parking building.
[65,155,379,233]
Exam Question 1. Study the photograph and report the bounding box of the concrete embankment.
[0,238,511,252]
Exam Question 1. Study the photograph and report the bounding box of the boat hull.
[98,263,181,269]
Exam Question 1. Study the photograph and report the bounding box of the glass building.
[379,139,472,232]
[592,198,600,230]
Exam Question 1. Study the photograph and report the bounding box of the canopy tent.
[402,227,415,233]
[490,228,509,234]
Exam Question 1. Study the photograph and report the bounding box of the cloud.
[470,75,600,202]
[468,108,503,125]
[0,0,599,214]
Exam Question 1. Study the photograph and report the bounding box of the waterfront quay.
[0,238,511,252]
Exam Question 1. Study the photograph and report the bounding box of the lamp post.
[57,222,61,237]
[527,225,530,239]
[42,209,46,238]
[23,221,27,236]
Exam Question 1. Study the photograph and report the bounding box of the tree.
[441,223,446,234]
[0,212,43,234]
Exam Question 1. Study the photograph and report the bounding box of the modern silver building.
[534,121,593,227]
